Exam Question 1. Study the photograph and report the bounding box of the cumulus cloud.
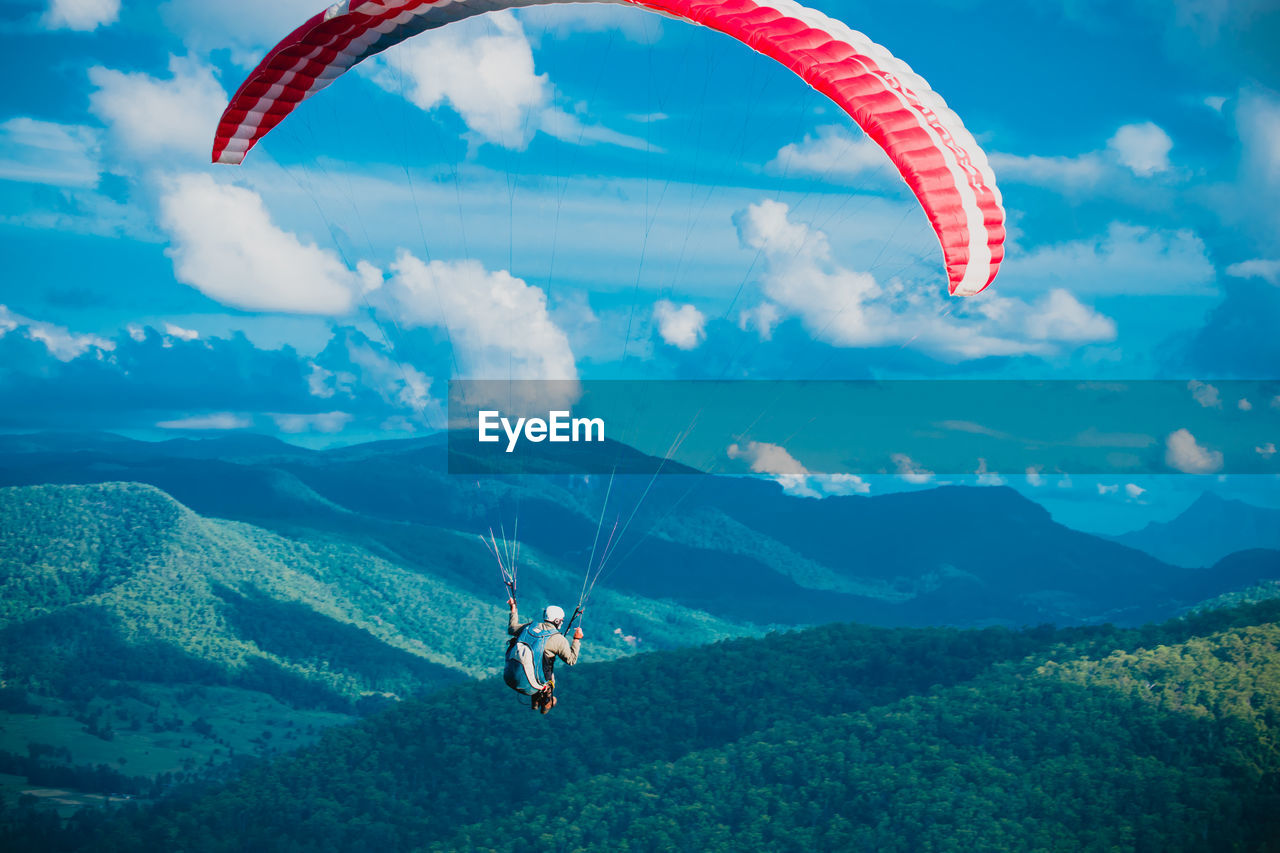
[1025,466,1045,487]
[814,473,871,496]
[1097,483,1119,495]
[1021,289,1118,342]
[88,56,227,159]
[156,412,251,430]
[1106,122,1173,176]
[43,0,119,31]
[990,120,1174,191]
[0,305,114,361]
[1165,428,1224,474]
[164,323,199,342]
[1235,88,1280,233]
[767,125,893,180]
[1239,398,1253,411]
[1005,222,1215,296]
[988,151,1108,189]
[727,440,817,498]
[733,199,1115,359]
[1187,379,1222,408]
[891,453,934,485]
[653,300,706,350]
[0,118,101,187]
[366,12,642,152]
[1257,442,1276,458]
[384,250,576,380]
[306,361,354,400]
[159,0,324,59]
[975,458,1005,486]
[158,174,359,314]
[1125,483,1147,499]
[1226,259,1280,284]
[517,4,662,45]
[270,411,353,434]
[343,337,441,421]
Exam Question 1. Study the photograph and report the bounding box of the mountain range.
[1110,490,1280,567]
[2,431,1276,634]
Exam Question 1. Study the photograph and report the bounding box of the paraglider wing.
[213,0,1005,295]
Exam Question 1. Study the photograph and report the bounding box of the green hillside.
[5,434,1277,630]
[11,601,1278,851]
[0,483,752,800]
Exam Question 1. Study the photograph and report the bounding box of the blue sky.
[0,0,1277,532]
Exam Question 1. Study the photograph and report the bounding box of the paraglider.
[505,601,583,714]
[213,0,1006,296]
[212,0,1010,711]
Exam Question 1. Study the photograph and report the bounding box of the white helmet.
[543,605,565,625]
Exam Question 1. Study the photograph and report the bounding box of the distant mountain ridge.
[0,431,1276,631]
[1111,491,1280,567]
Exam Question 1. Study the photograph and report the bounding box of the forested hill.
[0,482,749,710]
[17,600,1280,852]
[3,431,1278,629]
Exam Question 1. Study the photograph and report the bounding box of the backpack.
[503,623,557,695]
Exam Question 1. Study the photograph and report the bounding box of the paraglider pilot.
[504,600,582,714]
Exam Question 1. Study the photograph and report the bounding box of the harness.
[503,623,557,696]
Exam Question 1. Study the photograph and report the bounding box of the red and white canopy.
[214,0,1005,295]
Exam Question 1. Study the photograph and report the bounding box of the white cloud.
[1021,289,1118,342]
[158,174,359,315]
[768,125,893,180]
[814,473,871,496]
[0,118,101,187]
[1025,466,1044,487]
[727,440,817,498]
[88,56,227,160]
[539,107,649,151]
[987,151,1108,189]
[344,339,443,424]
[0,305,114,361]
[43,0,119,31]
[369,13,543,148]
[653,300,706,350]
[384,251,577,380]
[159,0,323,59]
[975,458,1005,486]
[306,362,354,400]
[891,453,934,485]
[1226,259,1280,284]
[1257,442,1276,458]
[156,412,251,430]
[516,4,663,45]
[1235,88,1280,233]
[1106,122,1173,176]
[1097,483,1119,495]
[1165,428,1224,474]
[737,302,783,341]
[366,12,641,152]
[164,323,199,341]
[1204,96,1227,112]
[270,411,353,434]
[989,120,1173,191]
[1005,222,1215,296]
[1187,379,1222,408]
[1238,88,1280,186]
[1125,483,1147,499]
[733,199,1115,359]
[1239,398,1253,411]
